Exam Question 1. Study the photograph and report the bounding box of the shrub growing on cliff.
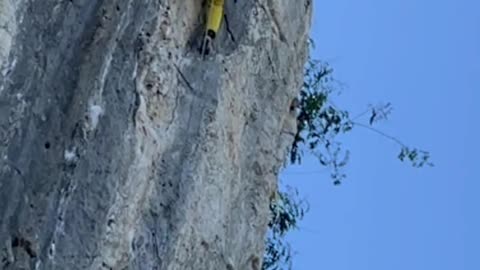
[262,45,432,269]
[290,58,432,185]
[262,188,307,270]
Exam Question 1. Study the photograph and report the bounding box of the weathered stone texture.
[0,0,312,269]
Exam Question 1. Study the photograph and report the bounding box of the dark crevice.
[223,15,236,43]
[174,64,195,92]
[12,236,37,258]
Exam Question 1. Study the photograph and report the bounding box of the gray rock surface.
[0,0,312,269]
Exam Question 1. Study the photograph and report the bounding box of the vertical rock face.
[0,0,312,269]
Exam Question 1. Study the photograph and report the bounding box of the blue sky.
[282,0,480,269]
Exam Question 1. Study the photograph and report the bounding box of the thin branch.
[353,121,406,147]
[352,108,371,121]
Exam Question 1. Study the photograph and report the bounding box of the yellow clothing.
[206,0,224,35]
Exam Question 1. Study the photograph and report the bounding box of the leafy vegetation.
[262,42,433,269]
[262,188,307,270]
[291,58,432,185]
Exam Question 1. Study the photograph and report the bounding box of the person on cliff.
[201,0,224,57]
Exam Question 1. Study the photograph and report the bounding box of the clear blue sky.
[282,0,480,269]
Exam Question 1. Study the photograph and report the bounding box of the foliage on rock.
[262,188,307,270]
[263,41,432,269]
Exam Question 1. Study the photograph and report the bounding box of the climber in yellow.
[201,0,225,57]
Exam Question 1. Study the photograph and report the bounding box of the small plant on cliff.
[262,187,307,270]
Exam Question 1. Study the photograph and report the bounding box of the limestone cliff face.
[0,0,312,269]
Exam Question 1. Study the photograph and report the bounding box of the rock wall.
[0,0,312,269]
